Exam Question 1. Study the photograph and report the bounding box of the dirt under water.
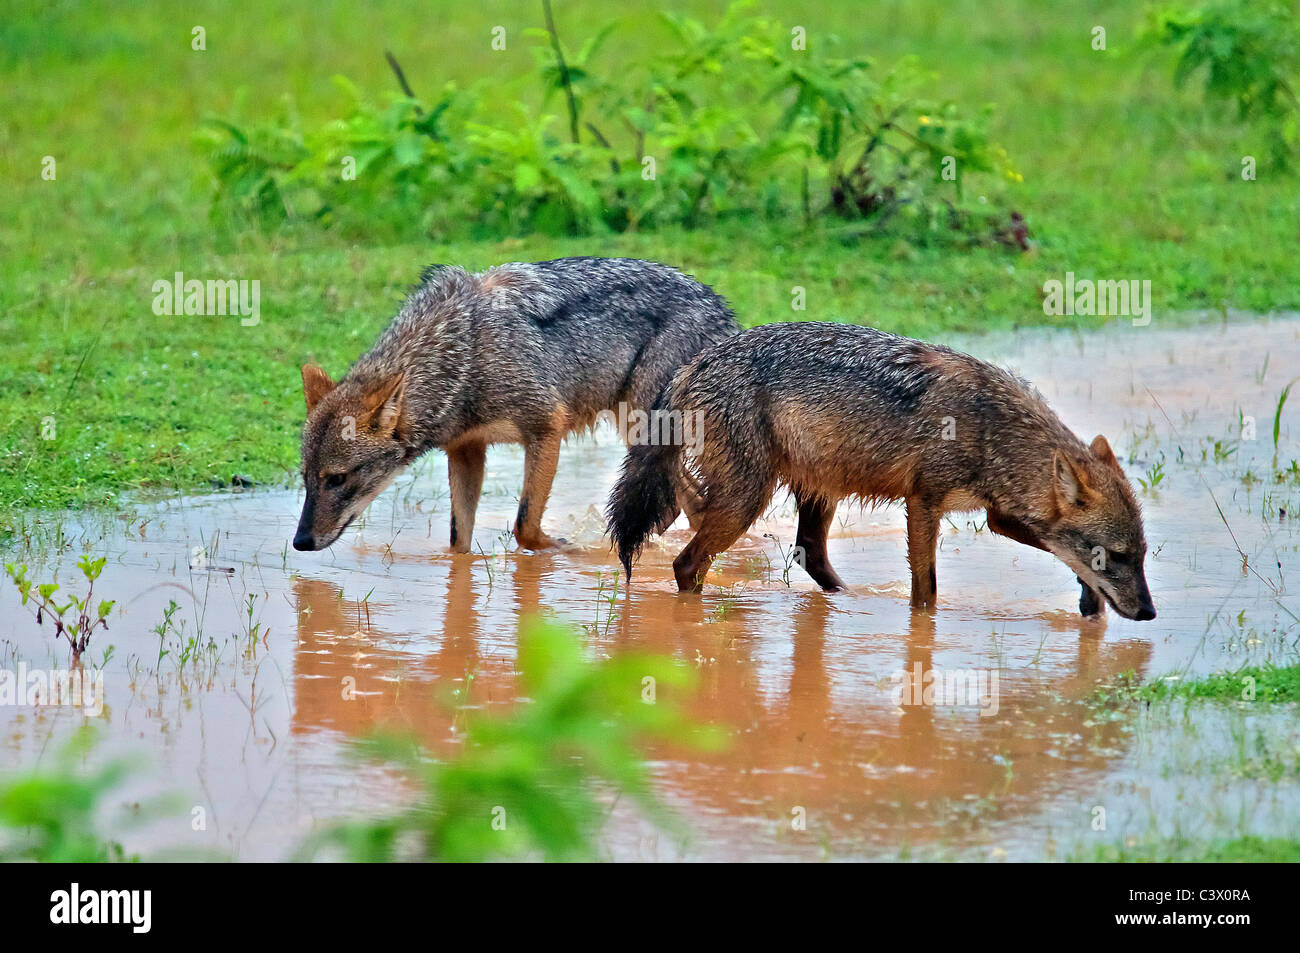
[2,314,1298,861]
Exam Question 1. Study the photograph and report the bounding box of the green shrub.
[5,554,115,659]
[196,0,1020,244]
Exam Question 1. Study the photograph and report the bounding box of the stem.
[584,122,621,174]
[384,50,421,109]
[542,0,581,143]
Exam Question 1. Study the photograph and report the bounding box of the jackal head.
[1042,435,1155,621]
[293,363,411,551]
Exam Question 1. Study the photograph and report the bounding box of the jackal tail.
[606,441,685,581]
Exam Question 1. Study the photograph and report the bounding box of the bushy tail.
[606,441,684,582]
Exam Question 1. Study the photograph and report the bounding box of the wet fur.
[607,322,1156,620]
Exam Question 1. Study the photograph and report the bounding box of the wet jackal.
[294,258,738,554]
[607,322,1155,620]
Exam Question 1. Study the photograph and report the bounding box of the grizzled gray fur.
[294,257,738,554]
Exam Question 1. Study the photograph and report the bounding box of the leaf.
[392,130,425,167]
[514,162,542,193]
[1275,379,1297,448]
[77,555,106,582]
[517,617,586,698]
[574,23,618,74]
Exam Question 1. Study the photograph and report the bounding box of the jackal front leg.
[447,439,486,553]
[987,508,1102,616]
[1076,577,1104,617]
[905,496,941,609]
[515,428,564,550]
[796,495,846,591]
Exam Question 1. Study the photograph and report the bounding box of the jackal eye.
[1108,549,1131,566]
[324,472,348,490]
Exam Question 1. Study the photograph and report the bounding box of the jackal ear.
[361,373,406,441]
[301,363,335,412]
[1052,451,1090,510]
[1089,434,1125,477]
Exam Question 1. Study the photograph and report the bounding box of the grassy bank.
[1076,664,1300,861]
[1094,664,1300,705]
[2,0,1298,509]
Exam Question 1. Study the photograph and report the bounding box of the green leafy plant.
[1274,377,1297,466]
[1144,0,1300,170]
[303,616,720,861]
[5,554,116,658]
[194,76,468,234]
[0,728,136,862]
[588,569,621,637]
[1138,451,1167,493]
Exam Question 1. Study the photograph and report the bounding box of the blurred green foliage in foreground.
[303,616,721,862]
[0,620,718,862]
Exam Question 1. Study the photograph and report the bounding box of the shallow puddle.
[2,315,1298,860]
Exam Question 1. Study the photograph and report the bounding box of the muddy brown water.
[2,315,1298,860]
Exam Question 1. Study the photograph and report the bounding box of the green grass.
[1077,835,1300,862]
[1094,664,1300,705]
[3,0,1298,509]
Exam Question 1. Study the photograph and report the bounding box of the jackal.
[607,322,1156,620]
[294,258,738,553]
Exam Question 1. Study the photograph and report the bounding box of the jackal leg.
[672,507,753,593]
[796,495,846,591]
[905,496,941,608]
[515,428,564,550]
[447,439,486,553]
[988,508,1102,616]
[677,480,706,531]
[1076,577,1104,617]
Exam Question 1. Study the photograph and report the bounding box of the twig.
[542,0,581,143]
[384,50,421,110]
[584,122,621,174]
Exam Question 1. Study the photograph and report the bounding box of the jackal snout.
[1042,435,1155,621]
[294,363,411,552]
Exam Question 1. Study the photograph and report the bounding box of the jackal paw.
[516,532,565,551]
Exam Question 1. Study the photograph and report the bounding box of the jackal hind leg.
[673,478,771,593]
[673,513,746,593]
[677,479,706,531]
[515,427,564,550]
[905,496,942,609]
[795,494,846,591]
[447,439,487,553]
